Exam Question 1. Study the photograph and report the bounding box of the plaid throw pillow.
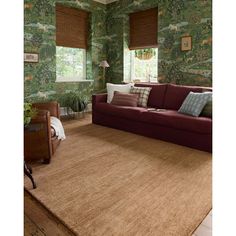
[130,86,152,107]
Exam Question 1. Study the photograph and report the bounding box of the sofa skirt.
[92,111,212,153]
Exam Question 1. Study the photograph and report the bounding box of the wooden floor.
[24,190,75,236]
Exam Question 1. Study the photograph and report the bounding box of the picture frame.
[24,53,39,63]
[181,36,192,51]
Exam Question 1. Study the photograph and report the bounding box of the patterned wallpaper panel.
[106,0,212,86]
[24,0,212,100]
[24,0,107,100]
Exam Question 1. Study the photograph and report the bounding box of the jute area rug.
[24,116,212,236]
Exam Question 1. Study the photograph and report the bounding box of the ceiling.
[93,0,118,4]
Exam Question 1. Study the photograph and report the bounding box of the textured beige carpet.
[25,116,212,236]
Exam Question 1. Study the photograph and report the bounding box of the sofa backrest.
[135,83,167,108]
[163,84,211,110]
[135,83,212,110]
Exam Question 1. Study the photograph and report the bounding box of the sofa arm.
[92,94,107,108]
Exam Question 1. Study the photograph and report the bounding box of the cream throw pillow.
[106,83,132,103]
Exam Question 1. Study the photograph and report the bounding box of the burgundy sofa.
[92,83,212,152]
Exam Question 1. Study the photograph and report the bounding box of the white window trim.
[130,50,135,82]
[56,48,87,82]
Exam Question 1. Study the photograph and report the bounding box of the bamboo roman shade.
[56,4,89,49]
[129,8,158,50]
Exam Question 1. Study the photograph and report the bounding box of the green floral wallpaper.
[24,0,212,100]
[24,0,107,100]
[106,0,212,86]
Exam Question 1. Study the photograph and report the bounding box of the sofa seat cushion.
[95,103,146,121]
[141,110,212,134]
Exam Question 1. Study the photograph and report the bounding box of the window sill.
[55,80,94,83]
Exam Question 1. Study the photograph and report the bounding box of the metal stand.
[24,162,37,189]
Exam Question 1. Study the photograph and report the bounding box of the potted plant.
[24,103,37,127]
[58,90,90,119]
[135,48,156,60]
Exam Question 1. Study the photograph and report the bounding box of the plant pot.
[73,111,85,119]
[135,49,156,60]
[60,107,75,119]
[136,52,154,60]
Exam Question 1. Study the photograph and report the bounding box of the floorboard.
[24,190,75,236]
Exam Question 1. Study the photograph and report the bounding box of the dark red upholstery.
[163,84,203,110]
[141,110,212,134]
[93,111,212,152]
[135,83,167,108]
[94,103,146,121]
[92,84,212,152]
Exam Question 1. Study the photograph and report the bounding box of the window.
[131,48,158,82]
[129,8,158,82]
[56,4,89,82]
[129,8,158,50]
[56,47,86,82]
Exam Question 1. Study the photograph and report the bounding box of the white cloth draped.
[50,116,66,140]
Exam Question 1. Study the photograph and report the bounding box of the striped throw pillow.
[130,86,152,107]
[111,92,139,107]
[178,92,212,117]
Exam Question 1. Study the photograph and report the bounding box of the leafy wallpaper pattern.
[24,0,107,100]
[24,0,212,100]
[106,0,212,86]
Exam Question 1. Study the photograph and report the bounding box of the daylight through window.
[56,46,86,82]
[131,48,158,82]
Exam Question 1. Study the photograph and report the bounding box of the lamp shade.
[99,60,110,68]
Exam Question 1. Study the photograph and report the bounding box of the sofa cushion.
[130,86,152,107]
[94,103,146,121]
[163,84,203,110]
[201,100,212,118]
[141,110,212,134]
[111,91,139,107]
[135,83,167,108]
[178,92,212,117]
[106,83,132,103]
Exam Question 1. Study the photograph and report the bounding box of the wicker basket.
[135,52,153,60]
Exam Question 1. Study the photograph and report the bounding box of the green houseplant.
[24,103,37,127]
[59,90,90,119]
[135,48,156,60]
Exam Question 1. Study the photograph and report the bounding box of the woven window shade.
[129,8,158,50]
[56,4,89,49]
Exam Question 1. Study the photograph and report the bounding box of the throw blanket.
[50,116,66,140]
